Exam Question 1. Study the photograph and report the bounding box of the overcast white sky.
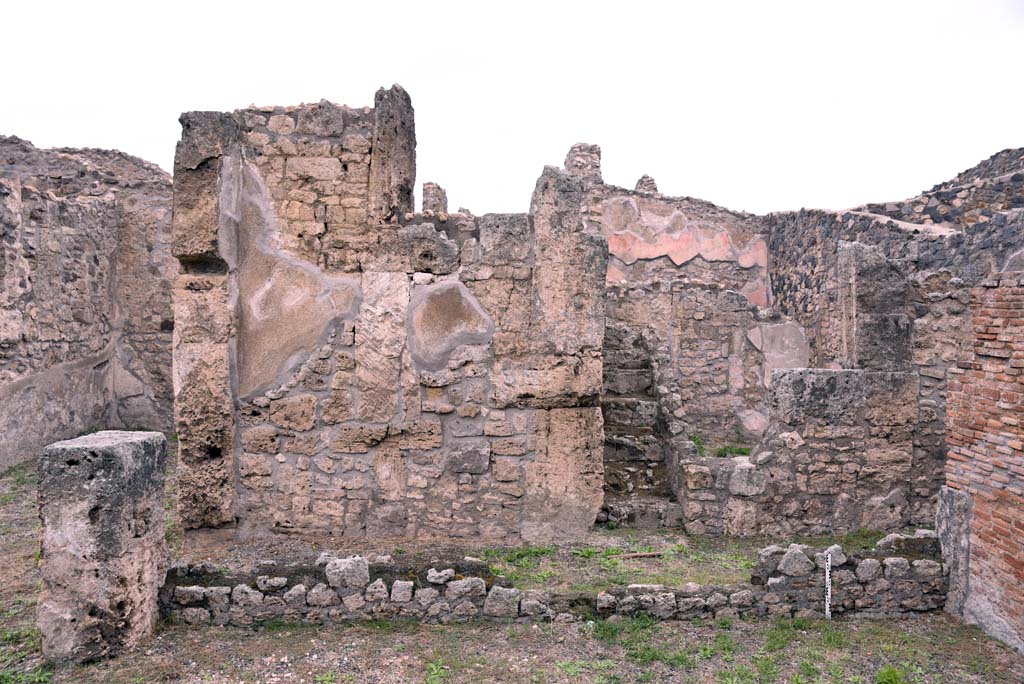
[3,1,1023,215]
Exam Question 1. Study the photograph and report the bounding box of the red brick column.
[945,272,1024,651]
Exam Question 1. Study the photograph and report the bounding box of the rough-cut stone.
[325,557,370,589]
[483,586,521,617]
[856,559,882,582]
[446,578,486,601]
[777,546,815,577]
[422,182,448,214]
[391,580,414,604]
[365,579,389,602]
[37,431,167,663]
[427,568,455,584]
[306,583,339,607]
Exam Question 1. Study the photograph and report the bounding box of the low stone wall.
[160,534,947,628]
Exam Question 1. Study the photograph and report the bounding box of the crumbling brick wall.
[0,138,174,468]
[171,88,607,542]
[941,272,1024,653]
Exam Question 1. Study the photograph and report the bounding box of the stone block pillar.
[37,431,167,663]
[171,112,237,528]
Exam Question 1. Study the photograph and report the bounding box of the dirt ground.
[3,455,1024,684]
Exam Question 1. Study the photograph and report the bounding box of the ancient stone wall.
[764,179,1024,526]
[573,149,809,509]
[171,88,607,541]
[667,368,918,536]
[0,138,174,468]
[856,148,1024,228]
[941,272,1024,654]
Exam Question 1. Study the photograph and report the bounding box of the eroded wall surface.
[592,143,1022,535]
[171,88,607,541]
[572,149,808,502]
[37,431,167,662]
[0,138,174,468]
[764,159,1024,526]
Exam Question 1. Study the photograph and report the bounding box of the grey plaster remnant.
[407,281,494,371]
[234,158,362,398]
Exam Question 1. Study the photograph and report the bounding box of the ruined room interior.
[4,84,1024,671]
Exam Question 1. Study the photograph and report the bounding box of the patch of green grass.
[255,619,308,634]
[875,665,908,684]
[313,673,339,684]
[798,529,888,554]
[573,547,601,558]
[798,659,820,677]
[424,658,450,684]
[714,632,737,659]
[821,623,845,649]
[362,618,402,633]
[690,432,706,456]
[586,619,625,644]
[0,667,54,684]
[0,463,37,489]
[501,546,555,564]
[0,492,17,506]
[753,655,780,682]
[763,617,815,652]
[716,665,755,684]
[625,642,694,668]
[714,445,751,457]
[556,660,585,675]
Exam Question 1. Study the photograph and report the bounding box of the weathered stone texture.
[171,89,606,541]
[0,137,175,468]
[37,431,167,663]
[161,537,946,628]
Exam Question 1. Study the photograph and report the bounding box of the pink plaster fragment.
[742,279,770,308]
[606,262,627,284]
[696,228,735,262]
[663,231,700,266]
[737,238,768,270]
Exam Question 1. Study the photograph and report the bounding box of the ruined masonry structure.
[37,431,167,663]
[168,88,1024,548]
[142,85,1018,653]
[0,138,175,468]
[171,87,606,541]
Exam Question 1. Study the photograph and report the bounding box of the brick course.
[944,272,1024,652]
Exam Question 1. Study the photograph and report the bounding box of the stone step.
[598,495,684,529]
